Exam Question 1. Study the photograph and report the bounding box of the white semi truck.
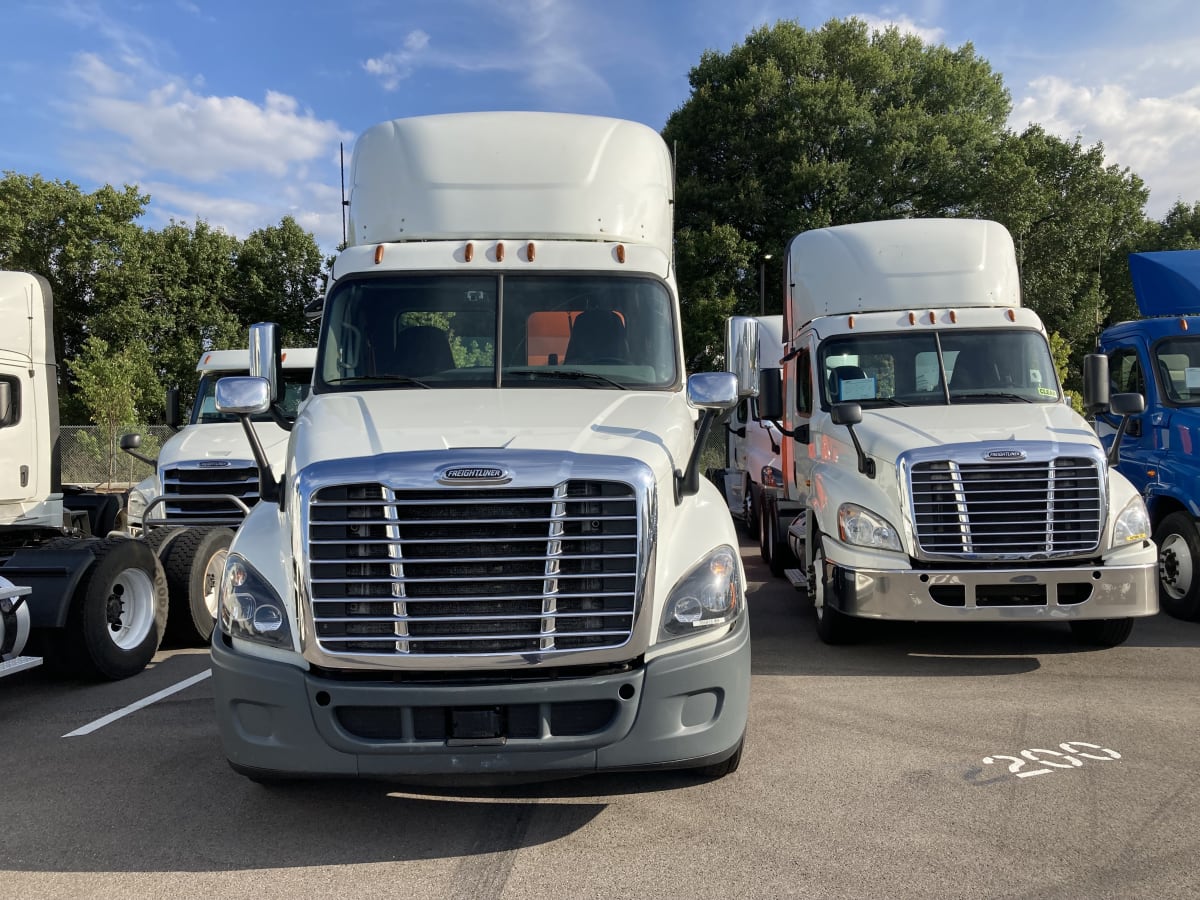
[756,218,1158,646]
[711,315,784,545]
[209,112,751,781]
[1,272,168,680]
[121,348,315,644]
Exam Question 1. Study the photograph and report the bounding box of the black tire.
[1069,618,1135,647]
[742,481,759,540]
[765,502,786,577]
[812,544,858,645]
[759,495,773,565]
[163,527,235,645]
[144,526,186,558]
[1153,512,1200,621]
[58,537,169,680]
[692,734,744,779]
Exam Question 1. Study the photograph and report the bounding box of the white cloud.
[1011,76,1200,216]
[360,3,613,107]
[850,10,945,44]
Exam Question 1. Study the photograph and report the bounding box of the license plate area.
[447,706,506,745]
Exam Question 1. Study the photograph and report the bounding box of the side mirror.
[1110,392,1145,417]
[686,372,739,411]
[120,433,141,451]
[216,376,278,503]
[249,322,283,404]
[165,387,181,429]
[1082,353,1110,414]
[830,402,863,426]
[757,368,782,421]
[724,316,760,398]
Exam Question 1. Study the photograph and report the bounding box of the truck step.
[0,656,43,678]
[784,568,806,589]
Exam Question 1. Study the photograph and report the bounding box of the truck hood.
[157,421,291,469]
[853,403,1100,462]
[290,390,694,476]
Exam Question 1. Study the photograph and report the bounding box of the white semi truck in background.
[121,348,315,644]
[1,271,168,680]
[210,111,751,782]
[756,218,1158,646]
[711,315,784,546]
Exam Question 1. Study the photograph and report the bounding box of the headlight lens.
[127,489,148,521]
[218,553,293,648]
[761,465,784,489]
[837,503,902,552]
[1112,496,1150,545]
[662,546,742,638]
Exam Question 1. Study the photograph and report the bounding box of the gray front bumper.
[822,545,1159,622]
[210,616,749,779]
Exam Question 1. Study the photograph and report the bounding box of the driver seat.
[564,310,629,365]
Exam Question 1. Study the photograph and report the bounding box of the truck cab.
[713,316,783,544]
[1096,250,1200,620]
[758,219,1158,646]
[209,112,749,782]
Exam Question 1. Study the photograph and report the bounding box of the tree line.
[3,17,1199,436]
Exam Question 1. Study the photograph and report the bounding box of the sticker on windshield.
[1029,369,1042,383]
[1038,387,1057,397]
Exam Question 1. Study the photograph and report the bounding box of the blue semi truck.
[1095,250,1200,621]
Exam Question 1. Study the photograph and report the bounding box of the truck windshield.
[819,329,1061,407]
[316,273,678,391]
[1153,337,1200,406]
[193,370,314,424]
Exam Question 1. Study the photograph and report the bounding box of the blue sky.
[3,0,1199,254]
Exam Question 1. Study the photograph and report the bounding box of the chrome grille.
[308,480,639,656]
[910,457,1103,558]
[158,463,260,525]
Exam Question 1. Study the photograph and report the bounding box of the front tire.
[60,537,169,680]
[811,543,858,645]
[163,527,235,644]
[1153,512,1200,621]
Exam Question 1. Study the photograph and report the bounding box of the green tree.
[0,172,150,419]
[231,216,325,347]
[67,336,157,485]
[663,18,1011,366]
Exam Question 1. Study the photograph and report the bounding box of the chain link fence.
[59,425,175,490]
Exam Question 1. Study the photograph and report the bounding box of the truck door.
[785,338,815,509]
[0,367,35,504]
[1101,345,1156,494]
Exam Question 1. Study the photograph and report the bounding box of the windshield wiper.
[951,391,1033,403]
[325,374,433,388]
[504,368,629,389]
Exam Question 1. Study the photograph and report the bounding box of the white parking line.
[63,669,213,738]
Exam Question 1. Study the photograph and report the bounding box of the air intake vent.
[308,480,639,656]
[910,457,1102,558]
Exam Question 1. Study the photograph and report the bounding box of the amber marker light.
[465,242,475,262]
[848,315,856,329]
[203,354,211,364]
[949,310,958,323]
[928,311,936,324]
[616,244,626,263]
[527,241,536,262]
[496,242,505,262]
[908,312,916,325]
[374,245,384,265]
[1181,318,1189,331]
[1006,309,1016,321]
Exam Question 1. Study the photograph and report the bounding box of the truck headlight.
[219,553,293,649]
[127,489,149,523]
[1112,496,1150,545]
[838,503,902,552]
[662,546,742,638]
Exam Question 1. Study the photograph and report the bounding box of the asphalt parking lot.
[3,537,1198,900]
